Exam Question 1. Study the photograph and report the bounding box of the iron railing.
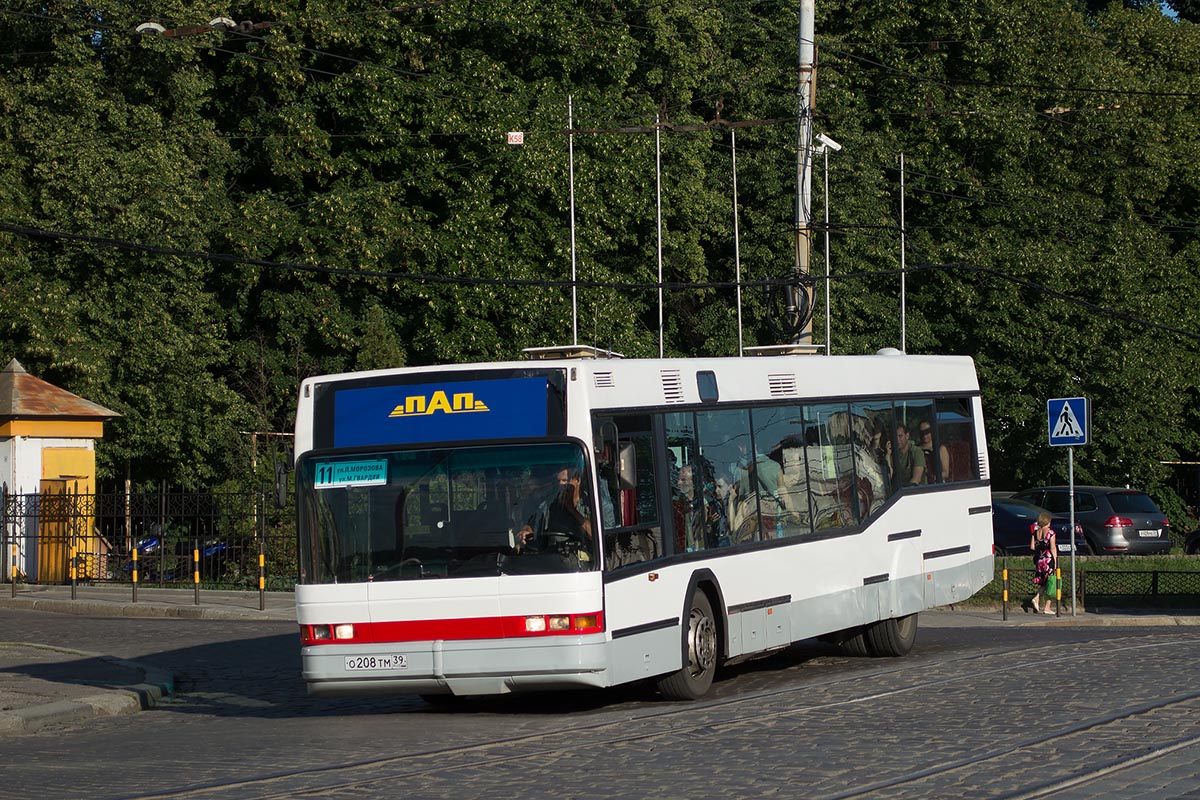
[1004,567,1200,607]
[1,484,294,591]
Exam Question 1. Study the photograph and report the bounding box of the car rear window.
[1044,491,1097,513]
[1107,492,1161,514]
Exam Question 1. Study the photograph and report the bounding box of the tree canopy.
[1,1,1198,523]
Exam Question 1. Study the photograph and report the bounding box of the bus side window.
[804,403,859,529]
[594,415,662,569]
[934,397,977,482]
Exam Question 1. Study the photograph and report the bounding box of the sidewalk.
[0,584,1196,735]
[0,584,294,735]
[0,583,296,621]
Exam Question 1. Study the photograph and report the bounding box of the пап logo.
[389,390,490,418]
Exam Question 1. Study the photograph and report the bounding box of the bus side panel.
[604,569,691,681]
[883,538,924,619]
[609,627,680,686]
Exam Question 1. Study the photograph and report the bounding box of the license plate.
[345,654,408,671]
[1057,544,1072,552]
[1138,529,1160,538]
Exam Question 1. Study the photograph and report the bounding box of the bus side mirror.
[617,441,637,491]
[274,461,289,509]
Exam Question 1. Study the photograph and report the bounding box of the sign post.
[1047,397,1090,617]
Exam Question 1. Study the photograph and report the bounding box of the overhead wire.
[3,220,1197,344]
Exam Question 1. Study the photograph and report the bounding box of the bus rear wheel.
[865,613,918,657]
[657,589,718,700]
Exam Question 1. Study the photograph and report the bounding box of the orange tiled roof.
[0,359,120,421]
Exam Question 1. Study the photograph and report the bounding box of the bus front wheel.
[657,589,718,700]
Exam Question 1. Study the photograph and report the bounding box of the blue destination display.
[332,376,549,448]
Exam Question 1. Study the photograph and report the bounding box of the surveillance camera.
[816,133,843,152]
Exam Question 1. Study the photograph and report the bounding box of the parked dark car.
[1012,486,1171,555]
[1186,527,1200,555]
[991,495,1088,556]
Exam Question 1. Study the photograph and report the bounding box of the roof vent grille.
[661,370,685,404]
[768,373,798,397]
[594,372,614,388]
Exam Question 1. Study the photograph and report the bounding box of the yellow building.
[0,359,120,583]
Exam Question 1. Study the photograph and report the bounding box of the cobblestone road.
[1,609,1198,799]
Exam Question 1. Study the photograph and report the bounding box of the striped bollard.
[258,540,266,611]
[1001,555,1008,621]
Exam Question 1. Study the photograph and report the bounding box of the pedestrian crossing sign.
[1047,397,1089,447]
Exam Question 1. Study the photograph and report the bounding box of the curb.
[0,650,174,736]
[0,596,293,621]
[939,602,1200,625]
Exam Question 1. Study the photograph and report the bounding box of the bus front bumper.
[302,635,611,697]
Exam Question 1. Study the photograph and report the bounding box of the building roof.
[0,359,121,421]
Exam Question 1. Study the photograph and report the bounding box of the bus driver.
[516,462,594,551]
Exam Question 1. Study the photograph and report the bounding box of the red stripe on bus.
[301,612,605,645]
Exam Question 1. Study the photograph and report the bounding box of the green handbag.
[1045,573,1058,596]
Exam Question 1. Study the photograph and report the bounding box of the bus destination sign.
[313,458,388,490]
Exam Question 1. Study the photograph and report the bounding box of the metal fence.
[1,484,295,590]
[1006,568,1200,607]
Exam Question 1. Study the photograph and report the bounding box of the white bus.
[293,347,992,700]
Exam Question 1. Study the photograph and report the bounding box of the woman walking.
[1029,512,1057,614]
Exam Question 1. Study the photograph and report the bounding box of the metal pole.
[568,96,578,346]
[258,489,266,611]
[656,113,664,358]
[2,482,12,597]
[1069,446,1077,616]
[900,152,906,352]
[792,0,815,345]
[732,129,744,357]
[70,481,78,601]
[823,145,831,356]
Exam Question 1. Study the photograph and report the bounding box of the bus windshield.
[296,442,597,583]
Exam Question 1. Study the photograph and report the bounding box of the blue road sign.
[1048,397,1089,447]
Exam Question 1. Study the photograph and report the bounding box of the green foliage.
[0,0,1198,504]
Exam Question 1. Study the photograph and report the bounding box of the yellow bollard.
[1001,563,1009,621]
[1055,566,1062,616]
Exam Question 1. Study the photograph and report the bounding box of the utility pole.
[791,0,816,346]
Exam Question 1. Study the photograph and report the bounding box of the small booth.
[0,359,120,583]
